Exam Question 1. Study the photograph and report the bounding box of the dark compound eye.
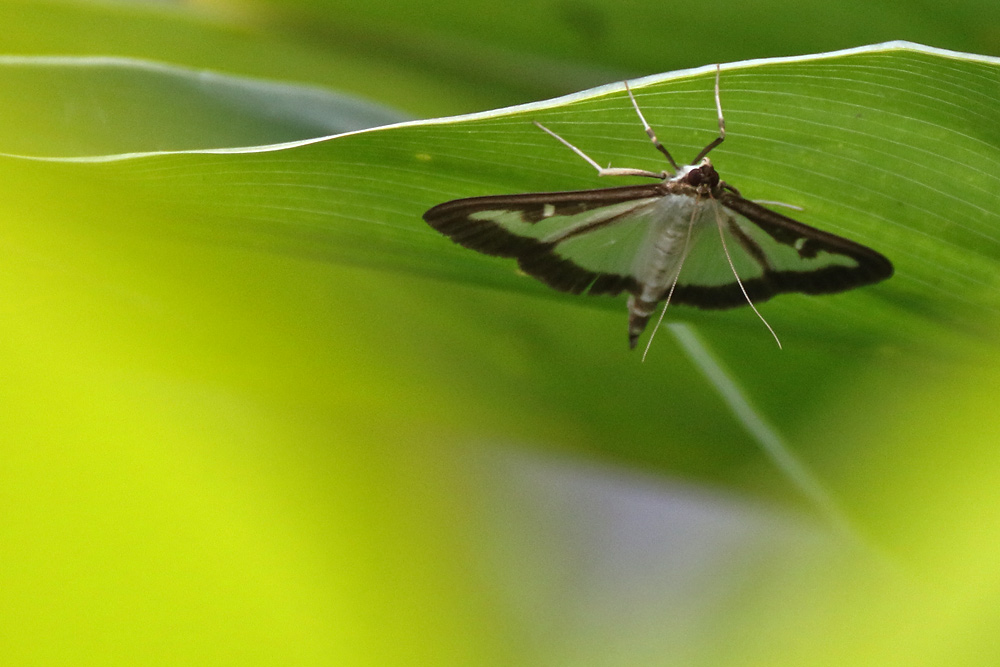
[692,164,720,188]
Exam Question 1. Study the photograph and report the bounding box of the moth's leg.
[721,182,741,197]
[533,121,666,180]
[623,81,680,172]
[693,65,727,163]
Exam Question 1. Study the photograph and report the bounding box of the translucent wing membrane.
[663,195,892,309]
[424,187,892,312]
[424,185,663,295]
[422,71,893,350]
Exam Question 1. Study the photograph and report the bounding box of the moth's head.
[674,157,720,190]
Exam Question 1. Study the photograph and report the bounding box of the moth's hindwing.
[423,185,893,309]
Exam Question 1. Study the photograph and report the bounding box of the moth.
[423,68,893,352]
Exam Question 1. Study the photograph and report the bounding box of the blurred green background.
[3,1,1000,665]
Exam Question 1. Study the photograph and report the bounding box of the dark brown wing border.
[423,187,893,308]
[423,185,665,296]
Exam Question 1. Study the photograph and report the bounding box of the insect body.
[423,68,893,351]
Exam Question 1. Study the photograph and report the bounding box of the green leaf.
[5,42,996,501]
[6,36,1000,665]
[0,56,409,156]
[79,44,1000,342]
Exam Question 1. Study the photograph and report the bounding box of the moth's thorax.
[669,158,721,195]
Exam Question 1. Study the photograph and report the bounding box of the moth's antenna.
[752,200,803,211]
[713,204,782,349]
[642,205,699,362]
[692,65,726,164]
[624,81,679,172]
